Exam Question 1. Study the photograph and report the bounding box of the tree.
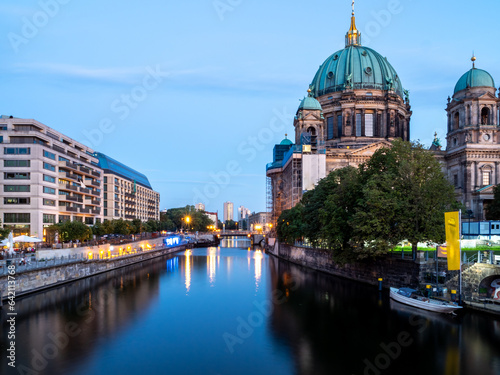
[92,221,106,237]
[53,220,92,242]
[277,140,460,263]
[485,185,500,220]
[356,140,460,259]
[0,220,9,240]
[113,219,132,235]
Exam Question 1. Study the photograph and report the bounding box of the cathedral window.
[327,117,334,139]
[356,113,362,137]
[337,115,343,138]
[365,114,374,136]
[481,107,490,125]
[483,171,491,186]
[453,174,458,187]
[454,112,460,129]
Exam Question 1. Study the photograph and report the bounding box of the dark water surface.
[1,240,500,375]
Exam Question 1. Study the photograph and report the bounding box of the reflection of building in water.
[3,258,166,374]
[208,247,217,284]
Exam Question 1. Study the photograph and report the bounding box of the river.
[1,238,499,375]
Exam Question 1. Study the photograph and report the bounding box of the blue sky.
[0,1,498,216]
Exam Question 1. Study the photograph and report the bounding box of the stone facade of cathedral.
[266,7,500,226]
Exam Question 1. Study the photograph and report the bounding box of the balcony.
[59,161,78,171]
[67,196,83,203]
[125,215,135,220]
[52,144,66,153]
[91,208,101,215]
[59,171,80,181]
[85,199,101,206]
[91,170,100,178]
[62,206,78,213]
[91,180,100,187]
[79,166,91,174]
[125,193,135,199]
[59,184,78,192]
[89,189,100,197]
[79,187,90,194]
[125,199,135,206]
[80,207,91,214]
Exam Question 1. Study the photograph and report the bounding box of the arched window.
[307,127,317,151]
[454,112,460,129]
[481,107,490,125]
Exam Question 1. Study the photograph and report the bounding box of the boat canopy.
[397,288,417,298]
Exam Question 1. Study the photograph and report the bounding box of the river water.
[1,239,500,375]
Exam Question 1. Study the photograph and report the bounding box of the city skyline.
[0,1,498,213]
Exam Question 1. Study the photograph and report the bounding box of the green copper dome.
[454,68,495,94]
[280,137,293,146]
[298,93,323,111]
[310,45,404,99]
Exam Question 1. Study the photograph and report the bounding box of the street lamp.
[185,216,191,232]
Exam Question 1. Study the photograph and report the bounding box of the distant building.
[238,206,251,221]
[96,153,160,222]
[223,201,234,222]
[248,212,271,232]
[205,211,218,229]
[195,203,205,211]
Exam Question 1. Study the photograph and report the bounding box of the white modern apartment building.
[0,116,103,239]
[223,201,234,223]
[96,152,160,222]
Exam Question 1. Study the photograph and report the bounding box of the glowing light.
[254,250,263,288]
[208,248,216,284]
[185,249,192,292]
[88,252,93,260]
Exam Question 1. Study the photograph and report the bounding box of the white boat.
[390,287,463,314]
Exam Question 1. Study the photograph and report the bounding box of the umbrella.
[13,235,42,243]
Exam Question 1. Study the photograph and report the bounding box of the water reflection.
[184,249,191,293]
[1,246,499,375]
[267,256,500,375]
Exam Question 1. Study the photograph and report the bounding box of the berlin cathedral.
[266,4,500,226]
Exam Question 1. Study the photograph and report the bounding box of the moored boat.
[389,287,462,314]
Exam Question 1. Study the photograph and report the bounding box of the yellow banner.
[445,211,461,270]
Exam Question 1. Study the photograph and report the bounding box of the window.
[4,172,30,179]
[327,117,334,140]
[4,198,30,204]
[59,215,70,223]
[43,150,56,160]
[43,214,56,224]
[85,217,94,225]
[4,185,30,192]
[356,114,362,137]
[115,178,119,184]
[43,162,56,172]
[43,199,56,206]
[4,213,30,223]
[4,147,30,155]
[483,171,491,186]
[115,210,119,216]
[59,190,70,195]
[337,115,342,138]
[43,175,56,183]
[104,176,108,183]
[103,193,107,199]
[365,114,374,137]
[453,174,458,187]
[43,187,56,195]
[104,209,108,216]
[4,160,30,167]
[59,156,70,162]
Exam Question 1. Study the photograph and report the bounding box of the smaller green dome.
[280,137,293,146]
[298,91,322,111]
[454,68,495,94]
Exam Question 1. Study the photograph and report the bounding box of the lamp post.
[185,216,191,233]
